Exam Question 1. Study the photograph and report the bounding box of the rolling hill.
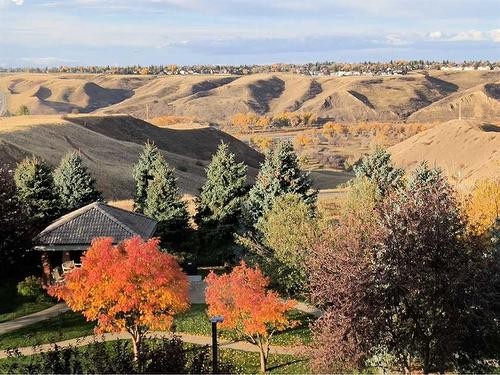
[1,70,498,123]
[389,119,500,185]
[0,114,262,200]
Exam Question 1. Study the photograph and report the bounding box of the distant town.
[1,60,498,77]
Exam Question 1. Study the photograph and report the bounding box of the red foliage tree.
[49,236,190,362]
[308,212,379,372]
[205,261,297,372]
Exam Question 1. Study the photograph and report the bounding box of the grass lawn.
[0,281,54,323]
[220,348,309,374]
[0,311,95,350]
[174,304,314,346]
[0,304,313,350]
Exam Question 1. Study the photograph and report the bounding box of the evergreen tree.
[245,141,317,225]
[53,151,102,212]
[14,156,59,228]
[143,155,189,240]
[195,142,247,230]
[0,167,31,276]
[133,142,160,213]
[354,146,404,196]
[408,161,443,191]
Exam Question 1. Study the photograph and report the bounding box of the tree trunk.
[129,329,143,371]
[258,348,267,373]
[257,337,269,373]
[422,342,430,374]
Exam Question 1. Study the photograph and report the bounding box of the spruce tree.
[143,155,189,239]
[133,141,160,213]
[195,142,247,230]
[354,146,404,196]
[53,151,102,212]
[14,156,59,228]
[245,140,317,225]
[0,167,31,275]
[408,161,444,191]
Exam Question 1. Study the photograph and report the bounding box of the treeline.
[230,111,319,133]
[1,60,497,76]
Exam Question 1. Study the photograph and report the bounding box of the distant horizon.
[0,0,498,67]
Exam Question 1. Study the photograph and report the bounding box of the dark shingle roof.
[35,202,157,250]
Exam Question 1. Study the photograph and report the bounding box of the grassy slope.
[0,281,54,324]
[0,311,94,350]
[0,114,262,199]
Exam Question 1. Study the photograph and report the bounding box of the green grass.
[0,311,95,350]
[174,304,314,346]
[220,349,309,374]
[0,281,54,323]
[0,304,313,351]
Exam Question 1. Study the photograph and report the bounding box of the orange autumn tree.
[205,261,297,372]
[49,236,190,362]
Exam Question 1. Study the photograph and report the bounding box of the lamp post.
[209,316,224,374]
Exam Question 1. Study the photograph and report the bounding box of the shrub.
[16,105,30,116]
[0,337,236,374]
[17,276,48,302]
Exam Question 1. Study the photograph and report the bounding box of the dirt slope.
[389,119,500,185]
[407,82,500,122]
[0,114,262,200]
[1,71,498,123]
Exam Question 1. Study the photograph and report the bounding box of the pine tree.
[354,146,404,196]
[133,141,161,213]
[195,142,247,230]
[144,155,189,238]
[14,156,59,228]
[245,140,317,225]
[53,151,102,212]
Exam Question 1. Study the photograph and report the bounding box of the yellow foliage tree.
[464,179,500,235]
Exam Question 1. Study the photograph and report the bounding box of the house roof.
[35,202,158,251]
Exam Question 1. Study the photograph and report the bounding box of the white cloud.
[11,0,24,4]
[386,34,410,45]
[490,29,500,42]
[429,31,442,39]
[450,29,484,41]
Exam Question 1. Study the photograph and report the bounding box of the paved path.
[295,301,323,318]
[0,303,70,336]
[0,331,301,359]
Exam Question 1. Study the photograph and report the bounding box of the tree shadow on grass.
[267,358,308,372]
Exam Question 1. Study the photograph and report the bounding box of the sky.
[0,0,499,67]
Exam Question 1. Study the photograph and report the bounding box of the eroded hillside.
[1,70,498,123]
[0,114,262,200]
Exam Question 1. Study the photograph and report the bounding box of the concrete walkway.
[0,303,70,336]
[0,331,302,359]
